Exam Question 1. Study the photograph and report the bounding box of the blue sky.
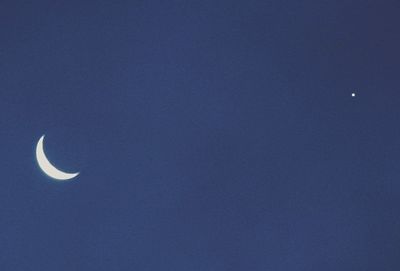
[1,1,400,270]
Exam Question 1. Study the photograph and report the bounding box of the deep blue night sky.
[1,1,400,270]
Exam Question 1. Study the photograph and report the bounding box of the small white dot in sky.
[351,93,356,97]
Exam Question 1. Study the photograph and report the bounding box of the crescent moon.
[35,135,79,180]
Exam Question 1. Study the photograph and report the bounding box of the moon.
[35,135,79,181]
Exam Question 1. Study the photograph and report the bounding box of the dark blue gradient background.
[1,1,400,270]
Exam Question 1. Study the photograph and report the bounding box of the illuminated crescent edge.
[36,135,79,180]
